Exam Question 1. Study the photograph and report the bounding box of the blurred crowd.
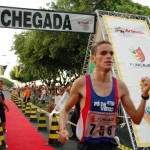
[12,83,69,113]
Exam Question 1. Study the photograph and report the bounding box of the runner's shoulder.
[73,75,86,88]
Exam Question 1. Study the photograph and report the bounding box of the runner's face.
[92,43,114,71]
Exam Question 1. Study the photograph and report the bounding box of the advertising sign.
[104,15,150,147]
[0,6,96,33]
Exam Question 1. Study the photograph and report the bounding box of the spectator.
[39,86,47,104]
[0,79,9,148]
[17,86,21,97]
[24,85,30,104]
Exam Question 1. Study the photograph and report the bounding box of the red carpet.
[5,100,54,150]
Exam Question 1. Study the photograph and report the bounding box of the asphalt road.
[4,90,133,150]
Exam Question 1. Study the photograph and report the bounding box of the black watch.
[141,94,149,100]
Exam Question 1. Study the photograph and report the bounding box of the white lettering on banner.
[0,6,96,33]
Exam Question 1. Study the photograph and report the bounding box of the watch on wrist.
[141,94,149,100]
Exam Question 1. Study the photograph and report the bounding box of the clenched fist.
[57,129,69,144]
[141,77,150,97]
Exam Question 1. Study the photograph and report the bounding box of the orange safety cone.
[48,113,61,147]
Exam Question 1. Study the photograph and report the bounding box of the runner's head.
[91,40,114,72]
[91,41,112,55]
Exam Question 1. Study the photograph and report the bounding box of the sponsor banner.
[0,6,96,33]
[103,16,150,147]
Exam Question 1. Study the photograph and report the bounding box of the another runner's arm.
[119,78,150,124]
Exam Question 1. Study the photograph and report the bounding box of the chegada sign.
[0,6,96,33]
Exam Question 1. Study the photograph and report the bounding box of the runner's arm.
[120,77,150,124]
[58,78,82,143]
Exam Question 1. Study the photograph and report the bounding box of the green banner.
[89,61,95,74]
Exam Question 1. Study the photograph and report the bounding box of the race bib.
[85,111,117,138]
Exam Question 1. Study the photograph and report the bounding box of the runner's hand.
[141,77,150,96]
[57,129,69,144]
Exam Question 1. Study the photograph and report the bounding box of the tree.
[12,29,88,86]
[51,0,150,15]
[9,66,38,83]
[11,0,150,86]
[0,77,14,88]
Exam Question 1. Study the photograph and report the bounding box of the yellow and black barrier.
[17,99,22,108]
[37,111,47,131]
[48,113,61,147]
[25,103,31,117]
[22,102,26,114]
[0,118,5,147]
[29,105,37,122]
[118,144,133,150]
[0,139,2,148]
[11,94,18,103]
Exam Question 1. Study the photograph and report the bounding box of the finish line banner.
[103,16,150,147]
[0,6,96,33]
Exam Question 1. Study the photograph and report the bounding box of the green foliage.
[36,103,43,108]
[11,0,150,86]
[51,0,150,15]
[9,66,38,83]
[0,77,14,88]
[30,96,37,105]
[12,28,88,86]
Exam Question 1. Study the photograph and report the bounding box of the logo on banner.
[129,47,145,62]
[77,20,91,30]
[115,27,125,33]
[129,47,150,68]
[115,27,144,35]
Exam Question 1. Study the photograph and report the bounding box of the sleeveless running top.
[76,75,119,143]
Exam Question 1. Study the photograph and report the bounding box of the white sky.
[0,0,150,79]
[132,0,150,7]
